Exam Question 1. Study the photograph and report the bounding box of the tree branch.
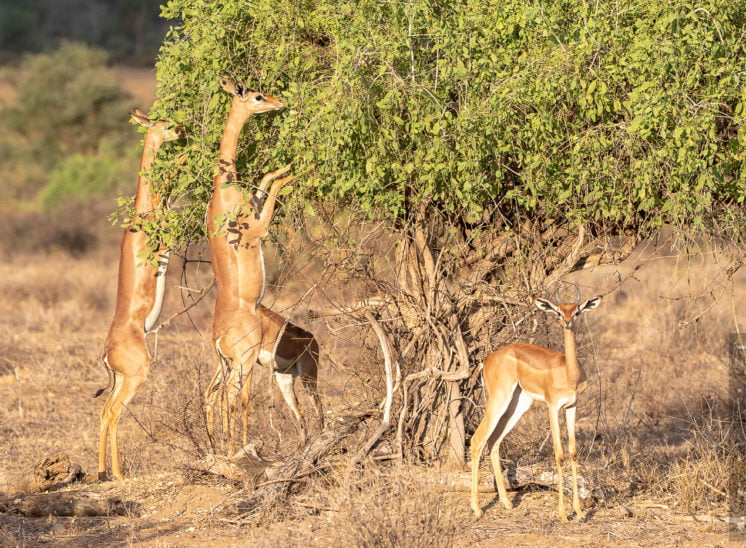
[350,312,396,466]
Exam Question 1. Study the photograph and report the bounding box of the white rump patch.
[145,251,170,332]
[215,337,225,359]
[257,245,266,307]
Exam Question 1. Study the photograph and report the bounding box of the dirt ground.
[0,469,734,547]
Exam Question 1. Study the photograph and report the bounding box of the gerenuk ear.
[577,295,603,314]
[534,298,561,316]
[130,109,151,128]
[220,77,238,95]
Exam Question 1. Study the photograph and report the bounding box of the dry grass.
[0,206,741,545]
[325,466,460,548]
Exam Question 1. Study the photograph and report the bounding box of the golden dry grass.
[0,210,741,546]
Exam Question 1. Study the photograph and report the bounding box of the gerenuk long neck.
[562,326,584,388]
[207,104,252,314]
[133,132,165,217]
[110,129,171,333]
[217,110,246,172]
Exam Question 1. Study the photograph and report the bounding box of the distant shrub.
[0,42,139,205]
[40,143,135,210]
[8,42,133,157]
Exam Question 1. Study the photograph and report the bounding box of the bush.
[153,0,745,243]
[7,42,133,156]
[40,144,136,209]
[0,42,138,205]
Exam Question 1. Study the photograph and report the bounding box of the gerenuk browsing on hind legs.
[96,111,182,481]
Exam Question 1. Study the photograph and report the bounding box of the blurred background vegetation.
[0,1,168,255]
[0,0,168,63]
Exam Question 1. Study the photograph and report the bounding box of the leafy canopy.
[150,0,745,246]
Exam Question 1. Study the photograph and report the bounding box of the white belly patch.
[523,390,546,403]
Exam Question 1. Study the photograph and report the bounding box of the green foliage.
[40,145,135,209]
[8,42,133,156]
[0,42,139,206]
[152,0,745,245]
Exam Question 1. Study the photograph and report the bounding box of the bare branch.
[350,312,396,465]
